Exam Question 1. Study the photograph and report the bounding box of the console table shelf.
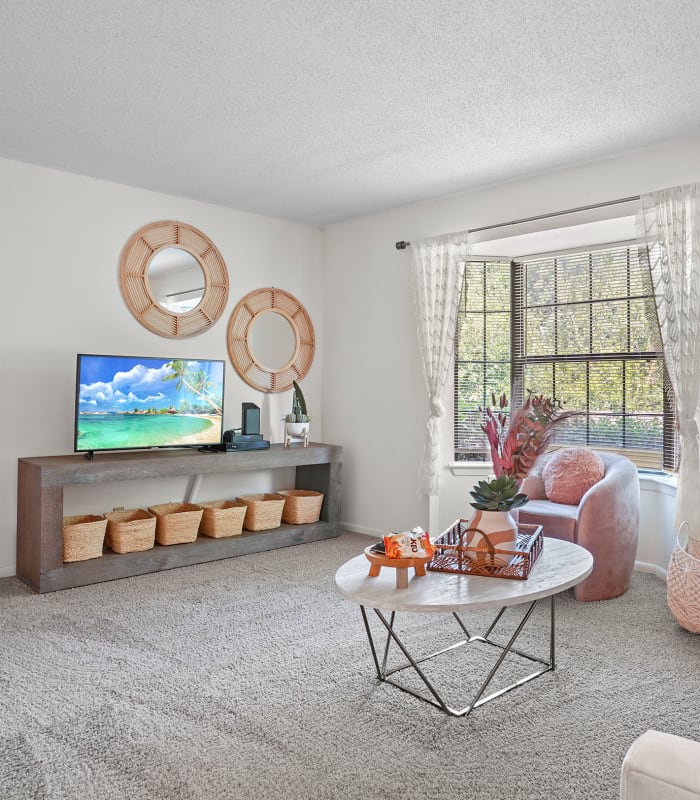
[17,443,342,593]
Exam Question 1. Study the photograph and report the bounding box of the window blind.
[515,246,666,469]
[454,260,511,461]
[454,245,677,470]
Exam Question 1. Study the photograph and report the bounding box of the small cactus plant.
[284,380,311,423]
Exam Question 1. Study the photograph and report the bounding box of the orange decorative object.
[383,529,434,559]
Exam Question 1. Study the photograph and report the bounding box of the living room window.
[454,243,678,471]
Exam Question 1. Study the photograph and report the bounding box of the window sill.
[638,471,677,496]
[449,462,494,477]
[449,462,677,495]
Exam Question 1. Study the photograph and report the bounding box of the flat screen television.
[75,354,225,453]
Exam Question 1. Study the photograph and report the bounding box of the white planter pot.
[285,422,310,438]
[284,421,310,447]
[467,509,518,564]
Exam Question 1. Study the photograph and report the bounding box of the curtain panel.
[639,182,700,543]
[410,234,467,496]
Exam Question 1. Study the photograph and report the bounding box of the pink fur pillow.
[542,448,605,505]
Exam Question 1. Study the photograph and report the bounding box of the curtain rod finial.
[395,240,411,250]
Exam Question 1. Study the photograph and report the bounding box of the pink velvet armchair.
[516,451,640,602]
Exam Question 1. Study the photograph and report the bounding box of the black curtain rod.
[394,195,640,250]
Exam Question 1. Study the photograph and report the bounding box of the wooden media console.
[17,443,342,593]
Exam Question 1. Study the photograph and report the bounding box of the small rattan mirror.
[119,221,229,338]
[227,287,315,392]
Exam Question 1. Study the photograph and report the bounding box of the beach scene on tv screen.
[76,356,224,450]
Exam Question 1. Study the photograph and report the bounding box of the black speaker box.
[242,402,261,435]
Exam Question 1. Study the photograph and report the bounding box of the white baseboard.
[340,522,383,539]
[634,560,668,581]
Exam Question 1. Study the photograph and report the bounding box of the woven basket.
[62,514,107,562]
[429,519,543,580]
[104,509,156,554]
[148,502,204,545]
[279,490,324,524]
[237,493,286,531]
[667,523,700,633]
[198,500,247,538]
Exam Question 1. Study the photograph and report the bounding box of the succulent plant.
[284,380,310,423]
[469,474,529,512]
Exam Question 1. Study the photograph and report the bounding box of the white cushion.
[621,730,700,800]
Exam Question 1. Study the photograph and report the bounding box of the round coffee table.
[335,537,593,717]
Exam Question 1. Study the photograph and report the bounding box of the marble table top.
[335,537,594,613]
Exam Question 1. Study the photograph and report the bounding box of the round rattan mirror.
[227,287,315,392]
[119,221,229,338]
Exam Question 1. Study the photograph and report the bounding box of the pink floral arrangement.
[481,391,575,480]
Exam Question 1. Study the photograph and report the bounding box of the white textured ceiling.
[1,1,699,226]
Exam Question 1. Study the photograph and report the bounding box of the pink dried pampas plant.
[481,391,577,480]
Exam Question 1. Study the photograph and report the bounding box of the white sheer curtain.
[639,182,700,545]
[410,234,467,496]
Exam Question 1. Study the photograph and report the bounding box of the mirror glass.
[249,310,297,370]
[148,247,205,313]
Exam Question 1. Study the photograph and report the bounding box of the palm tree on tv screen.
[163,360,222,415]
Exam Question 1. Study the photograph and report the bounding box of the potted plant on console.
[467,391,574,558]
[284,380,311,447]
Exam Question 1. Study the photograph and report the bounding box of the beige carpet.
[0,532,698,800]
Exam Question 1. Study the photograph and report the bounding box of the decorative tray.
[428,520,543,580]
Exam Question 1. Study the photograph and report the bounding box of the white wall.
[4,137,699,580]
[323,136,700,571]
[0,157,324,577]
